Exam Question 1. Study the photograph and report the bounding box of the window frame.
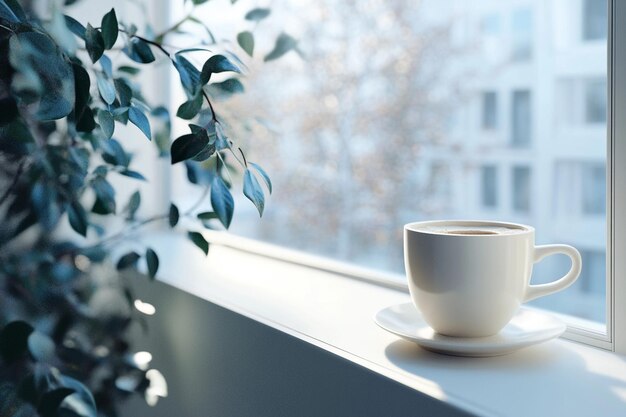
[609,0,625,354]
[169,0,624,354]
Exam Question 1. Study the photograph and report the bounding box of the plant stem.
[154,11,193,42]
[202,91,217,122]
[88,182,211,249]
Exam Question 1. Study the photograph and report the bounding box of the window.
[556,77,607,126]
[585,78,607,124]
[511,90,532,147]
[185,0,616,348]
[481,13,502,62]
[481,92,498,129]
[583,0,608,41]
[512,166,531,212]
[511,8,533,61]
[580,250,607,295]
[480,165,498,207]
[582,163,606,215]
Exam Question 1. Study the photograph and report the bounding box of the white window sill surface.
[145,231,626,417]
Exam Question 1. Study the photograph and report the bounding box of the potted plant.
[0,0,296,414]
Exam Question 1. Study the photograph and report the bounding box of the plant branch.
[202,90,217,122]
[0,159,25,207]
[154,11,193,42]
[120,28,172,58]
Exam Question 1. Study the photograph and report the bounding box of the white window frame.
[610,0,626,354]
[169,0,625,354]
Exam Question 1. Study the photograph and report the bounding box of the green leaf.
[118,65,140,75]
[76,106,96,132]
[146,248,159,279]
[119,169,146,180]
[4,0,25,21]
[249,162,272,194]
[116,251,140,270]
[37,388,75,417]
[72,64,95,131]
[9,32,75,120]
[0,97,18,125]
[243,168,265,216]
[125,190,141,220]
[210,176,234,228]
[31,182,61,231]
[245,8,271,22]
[129,106,151,139]
[208,78,244,95]
[97,110,114,138]
[197,211,218,220]
[187,231,209,255]
[176,92,203,120]
[85,24,105,63]
[200,55,241,84]
[64,15,86,39]
[123,38,155,63]
[67,201,88,237]
[96,73,116,105]
[72,64,90,111]
[264,33,297,62]
[101,8,119,49]
[91,176,116,213]
[0,1,21,23]
[174,55,202,96]
[101,138,129,166]
[0,321,34,362]
[170,132,209,164]
[100,54,113,77]
[168,203,179,227]
[237,31,254,57]
[27,331,55,362]
[114,78,132,107]
[56,375,97,417]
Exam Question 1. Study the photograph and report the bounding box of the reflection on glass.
[191,0,608,323]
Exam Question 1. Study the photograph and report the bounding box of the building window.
[580,250,606,295]
[512,166,531,212]
[481,92,498,129]
[583,0,607,41]
[582,163,606,215]
[585,78,607,124]
[480,165,498,208]
[511,8,533,61]
[511,90,531,147]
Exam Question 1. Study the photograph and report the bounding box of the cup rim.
[404,219,534,236]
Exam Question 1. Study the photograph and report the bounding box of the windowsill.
[144,230,626,417]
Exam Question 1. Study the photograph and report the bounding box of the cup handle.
[523,244,582,303]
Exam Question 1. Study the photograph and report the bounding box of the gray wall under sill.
[121,279,474,417]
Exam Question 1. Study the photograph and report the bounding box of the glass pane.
[583,0,608,41]
[512,8,533,61]
[481,166,498,208]
[512,90,532,147]
[184,0,608,324]
[512,166,531,213]
[482,92,498,129]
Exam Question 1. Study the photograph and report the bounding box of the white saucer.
[375,303,566,357]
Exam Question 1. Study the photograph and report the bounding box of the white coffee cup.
[404,220,582,337]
